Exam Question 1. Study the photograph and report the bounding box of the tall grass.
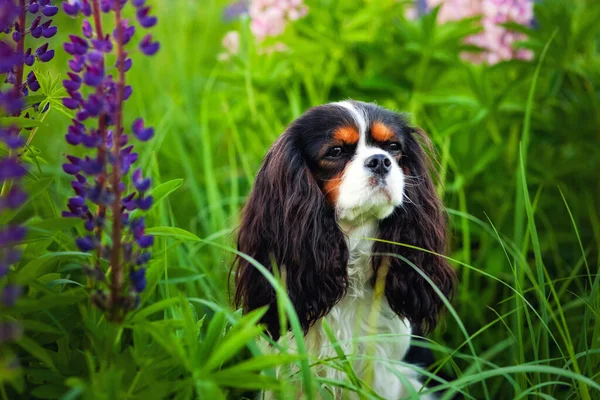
[2,0,599,398]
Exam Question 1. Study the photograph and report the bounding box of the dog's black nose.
[364,154,392,176]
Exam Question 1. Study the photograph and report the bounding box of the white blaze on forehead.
[331,101,405,223]
[333,101,368,146]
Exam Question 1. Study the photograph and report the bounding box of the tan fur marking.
[333,126,359,144]
[323,171,344,205]
[371,122,394,142]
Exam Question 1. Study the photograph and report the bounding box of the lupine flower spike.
[61,0,159,321]
[1,0,58,361]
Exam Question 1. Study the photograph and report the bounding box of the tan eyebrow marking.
[371,122,395,142]
[333,126,359,144]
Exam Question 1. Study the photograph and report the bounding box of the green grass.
[1,0,599,398]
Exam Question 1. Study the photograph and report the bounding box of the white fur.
[263,223,433,399]
[334,100,368,141]
[333,101,405,224]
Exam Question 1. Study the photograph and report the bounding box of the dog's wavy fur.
[232,101,456,398]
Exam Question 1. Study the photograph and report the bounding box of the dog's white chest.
[302,283,415,398]
[298,222,425,399]
[265,222,432,399]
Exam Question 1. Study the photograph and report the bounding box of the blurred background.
[5,0,600,398]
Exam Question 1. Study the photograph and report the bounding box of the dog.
[232,100,456,399]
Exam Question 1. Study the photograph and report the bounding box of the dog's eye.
[388,142,401,154]
[326,146,344,158]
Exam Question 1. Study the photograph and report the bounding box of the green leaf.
[30,384,66,399]
[35,69,51,94]
[0,177,54,225]
[130,297,181,322]
[13,289,87,313]
[146,227,201,242]
[25,218,81,242]
[203,308,267,371]
[0,116,43,128]
[210,371,280,390]
[17,337,57,370]
[21,320,63,335]
[47,279,84,288]
[23,95,47,108]
[149,178,184,210]
[198,311,227,363]
[17,252,92,285]
[26,218,81,232]
[217,354,300,374]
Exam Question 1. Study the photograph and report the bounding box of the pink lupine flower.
[218,30,240,60]
[411,0,534,65]
[428,0,482,23]
[220,0,308,58]
[250,0,308,40]
[463,0,533,64]
[223,30,240,55]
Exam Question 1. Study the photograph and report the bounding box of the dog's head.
[233,100,456,339]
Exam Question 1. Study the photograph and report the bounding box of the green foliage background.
[1,0,599,398]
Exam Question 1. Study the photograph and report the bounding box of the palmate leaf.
[130,297,180,323]
[134,322,190,369]
[11,288,87,314]
[24,218,81,244]
[20,320,63,335]
[26,218,81,233]
[23,95,47,108]
[197,311,227,364]
[16,252,92,285]
[17,337,57,371]
[202,307,267,372]
[0,116,43,128]
[30,384,67,399]
[131,379,195,399]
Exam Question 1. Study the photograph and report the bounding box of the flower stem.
[91,0,104,38]
[109,4,126,321]
[91,0,109,275]
[2,0,27,198]
[14,0,26,93]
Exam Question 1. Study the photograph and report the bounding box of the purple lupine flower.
[1,284,22,307]
[35,42,55,61]
[139,33,159,55]
[42,4,59,16]
[0,322,23,343]
[0,186,27,209]
[135,6,156,28]
[61,0,159,321]
[29,2,40,13]
[0,1,18,33]
[1,2,58,342]
[131,118,153,141]
[129,267,146,292]
[223,0,248,21]
[62,1,79,16]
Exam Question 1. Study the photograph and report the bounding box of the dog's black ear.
[232,132,348,340]
[372,127,456,333]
